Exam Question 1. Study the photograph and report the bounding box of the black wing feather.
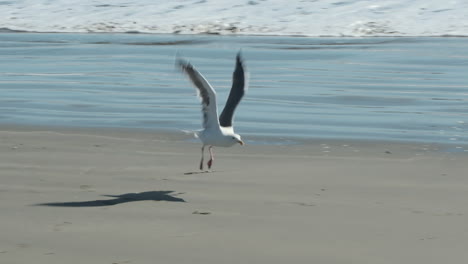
[219,53,246,127]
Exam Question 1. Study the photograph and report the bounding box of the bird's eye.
[232,137,236,139]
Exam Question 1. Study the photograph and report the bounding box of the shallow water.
[0,33,467,146]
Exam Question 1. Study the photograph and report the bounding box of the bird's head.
[231,134,244,146]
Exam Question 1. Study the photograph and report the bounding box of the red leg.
[207,146,214,169]
[199,146,205,170]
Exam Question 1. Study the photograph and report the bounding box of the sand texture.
[1,127,467,263]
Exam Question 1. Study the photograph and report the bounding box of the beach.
[1,0,468,262]
[1,126,467,263]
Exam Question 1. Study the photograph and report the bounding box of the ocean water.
[0,33,467,146]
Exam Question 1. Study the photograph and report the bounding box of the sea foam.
[1,0,467,36]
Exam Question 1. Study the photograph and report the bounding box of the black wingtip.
[236,50,243,62]
[236,50,245,68]
[175,55,192,72]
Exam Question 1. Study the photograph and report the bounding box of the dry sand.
[1,126,467,264]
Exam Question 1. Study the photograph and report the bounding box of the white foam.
[1,0,467,36]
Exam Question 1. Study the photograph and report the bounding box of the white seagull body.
[177,53,247,170]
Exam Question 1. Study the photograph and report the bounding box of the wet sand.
[1,126,467,263]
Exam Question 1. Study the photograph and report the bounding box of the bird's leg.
[199,145,205,170]
[207,146,214,169]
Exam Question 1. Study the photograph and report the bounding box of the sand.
[1,126,467,264]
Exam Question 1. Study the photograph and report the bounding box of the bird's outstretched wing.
[219,52,247,128]
[177,58,220,129]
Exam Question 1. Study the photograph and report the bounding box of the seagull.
[176,52,247,170]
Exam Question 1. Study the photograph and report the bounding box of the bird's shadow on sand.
[35,191,185,207]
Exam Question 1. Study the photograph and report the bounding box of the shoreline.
[1,124,467,157]
[2,28,468,38]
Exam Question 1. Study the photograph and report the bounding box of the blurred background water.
[0,33,467,146]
